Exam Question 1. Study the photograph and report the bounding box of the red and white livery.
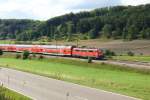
[0,44,103,59]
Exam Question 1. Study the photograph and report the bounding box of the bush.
[32,53,36,58]
[22,51,30,59]
[140,53,143,55]
[28,56,32,60]
[105,49,116,57]
[15,54,21,59]
[38,55,44,60]
[127,51,134,56]
[0,49,3,56]
[88,57,92,63]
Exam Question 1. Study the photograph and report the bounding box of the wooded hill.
[0,4,150,41]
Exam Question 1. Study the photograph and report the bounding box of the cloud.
[71,0,121,10]
[120,0,150,5]
[0,0,149,20]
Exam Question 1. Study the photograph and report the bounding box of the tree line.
[0,4,150,41]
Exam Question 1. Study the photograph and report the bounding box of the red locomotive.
[0,44,103,59]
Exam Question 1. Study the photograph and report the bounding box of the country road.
[0,68,138,100]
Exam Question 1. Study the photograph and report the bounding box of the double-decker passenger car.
[41,45,74,56]
[0,44,16,51]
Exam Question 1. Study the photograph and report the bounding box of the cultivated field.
[0,57,150,100]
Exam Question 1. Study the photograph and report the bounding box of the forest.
[0,4,150,41]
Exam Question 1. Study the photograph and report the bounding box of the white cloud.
[121,0,150,5]
[0,0,149,20]
[0,0,86,20]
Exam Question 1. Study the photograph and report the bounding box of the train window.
[89,50,93,52]
[81,50,87,52]
[75,50,80,52]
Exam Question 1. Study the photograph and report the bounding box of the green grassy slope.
[0,57,150,100]
[0,86,31,100]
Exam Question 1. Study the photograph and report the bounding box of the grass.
[0,40,15,44]
[113,55,150,62]
[0,56,150,100]
[0,85,31,100]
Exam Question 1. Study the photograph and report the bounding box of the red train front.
[72,48,103,59]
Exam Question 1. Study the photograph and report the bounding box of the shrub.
[111,51,116,56]
[140,53,143,55]
[88,57,92,63]
[105,49,116,57]
[0,49,3,56]
[22,51,30,60]
[38,55,44,60]
[15,54,21,59]
[28,56,32,60]
[32,53,36,58]
[127,51,134,56]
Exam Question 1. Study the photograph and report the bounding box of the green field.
[0,40,15,44]
[113,55,150,62]
[0,86,30,100]
[0,57,150,100]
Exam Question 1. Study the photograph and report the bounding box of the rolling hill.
[0,4,150,41]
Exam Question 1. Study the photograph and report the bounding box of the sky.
[0,0,149,20]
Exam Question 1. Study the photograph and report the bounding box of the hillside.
[0,4,150,41]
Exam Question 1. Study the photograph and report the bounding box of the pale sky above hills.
[0,0,149,20]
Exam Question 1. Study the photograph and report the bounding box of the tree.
[0,49,3,56]
[22,51,30,59]
[140,28,150,39]
[127,25,138,40]
[102,24,112,38]
[112,28,121,39]
[88,29,98,39]
[66,23,74,41]
[122,27,128,39]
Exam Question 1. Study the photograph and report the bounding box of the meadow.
[0,85,31,100]
[0,56,150,100]
[0,40,15,44]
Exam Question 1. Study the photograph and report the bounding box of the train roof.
[73,48,99,51]
[41,45,73,49]
[0,44,73,49]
